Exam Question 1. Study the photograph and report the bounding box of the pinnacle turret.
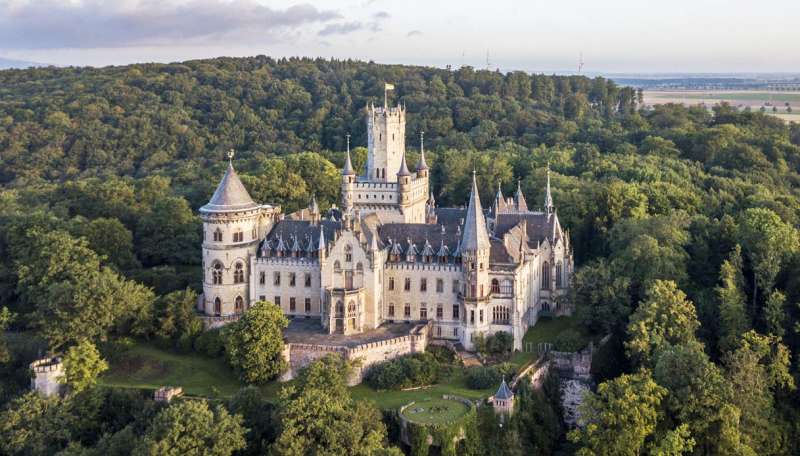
[514,179,528,212]
[545,164,554,214]
[342,134,355,176]
[397,149,411,177]
[459,171,491,252]
[416,131,428,171]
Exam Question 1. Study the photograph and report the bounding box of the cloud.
[0,0,341,49]
[372,11,390,20]
[407,30,423,37]
[318,21,365,36]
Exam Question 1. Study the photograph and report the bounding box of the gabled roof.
[200,163,260,213]
[459,172,491,252]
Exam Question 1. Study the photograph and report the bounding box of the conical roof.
[201,162,260,213]
[397,150,412,177]
[495,378,513,400]
[459,172,491,252]
[416,132,429,171]
[343,148,355,176]
[491,181,507,216]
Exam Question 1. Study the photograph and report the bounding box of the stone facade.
[199,102,574,353]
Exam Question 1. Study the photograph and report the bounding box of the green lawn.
[350,369,494,410]
[99,343,250,397]
[399,398,471,425]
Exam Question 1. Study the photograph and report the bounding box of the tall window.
[436,279,444,293]
[404,304,411,318]
[212,263,223,285]
[452,280,460,293]
[305,298,311,313]
[436,305,443,319]
[213,297,221,316]
[251,227,257,239]
[305,273,312,287]
[452,305,459,320]
[404,278,411,291]
[234,263,244,284]
[235,296,244,314]
[420,278,427,292]
[213,229,222,242]
[491,279,500,294]
[259,271,265,285]
[501,279,513,294]
[233,230,243,243]
[274,296,281,306]
[289,272,296,287]
[274,272,281,286]
[420,305,428,320]
[290,298,296,312]
[388,304,395,317]
[541,262,550,289]
[556,262,563,288]
[389,277,395,291]
[345,245,352,262]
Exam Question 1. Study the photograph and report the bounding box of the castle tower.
[460,171,492,348]
[200,151,265,318]
[366,101,405,182]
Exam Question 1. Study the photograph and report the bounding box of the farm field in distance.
[644,90,800,122]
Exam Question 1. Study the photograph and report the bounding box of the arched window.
[501,279,513,295]
[235,296,244,314]
[234,263,244,284]
[345,244,352,262]
[542,301,551,312]
[491,279,500,294]
[356,262,364,273]
[336,300,344,316]
[541,261,550,290]
[213,297,221,316]
[348,300,356,315]
[556,262,563,288]
[213,229,222,242]
[233,229,243,243]
[212,262,223,285]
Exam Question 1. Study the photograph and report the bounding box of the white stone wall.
[383,263,462,328]
[201,208,268,316]
[366,105,405,182]
[251,258,322,316]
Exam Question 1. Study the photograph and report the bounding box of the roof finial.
[346,133,351,153]
[343,134,355,176]
[227,149,235,164]
[416,131,429,171]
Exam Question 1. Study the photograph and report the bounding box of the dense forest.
[1,56,800,455]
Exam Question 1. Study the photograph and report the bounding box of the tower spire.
[514,178,528,212]
[397,147,411,177]
[416,131,428,171]
[545,163,554,214]
[459,170,490,252]
[342,134,355,176]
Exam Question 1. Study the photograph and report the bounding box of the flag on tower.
[385,83,395,91]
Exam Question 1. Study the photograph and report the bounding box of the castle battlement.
[30,356,62,373]
[384,262,462,272]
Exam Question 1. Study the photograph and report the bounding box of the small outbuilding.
[491,378,515,415]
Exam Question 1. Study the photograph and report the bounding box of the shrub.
[364,352,439,390]
[553,329,585,352]
[465,366,501,390]
[194,328,225,358]
[485,331,514,356]
[427,345,457,365]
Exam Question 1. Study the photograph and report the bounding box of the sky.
[1,0,799,73]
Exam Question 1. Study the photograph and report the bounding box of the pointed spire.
[545,163,554,214]
[310,194,319,214]
[416,131,428,171]
[459,171,491,252]
[515,179,528,212]
[369,231,380,251]
[342,134,355,176]
[397,148,411,177]
[317,229,326,251]
[200,150,259,213]
[492,181,507,216]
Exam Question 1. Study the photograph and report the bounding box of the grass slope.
[99,343,245,397]
[400,398,471,425]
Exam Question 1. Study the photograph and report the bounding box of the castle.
[199,98,573,352]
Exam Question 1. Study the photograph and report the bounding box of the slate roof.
[495,378,513,400]
[260,220,341,257]
[200,163,261,213]
[459,173,491,252]
[494,212,560,246]
[379,223,461,255]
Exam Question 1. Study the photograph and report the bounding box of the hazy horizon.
[1,0,799,73]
